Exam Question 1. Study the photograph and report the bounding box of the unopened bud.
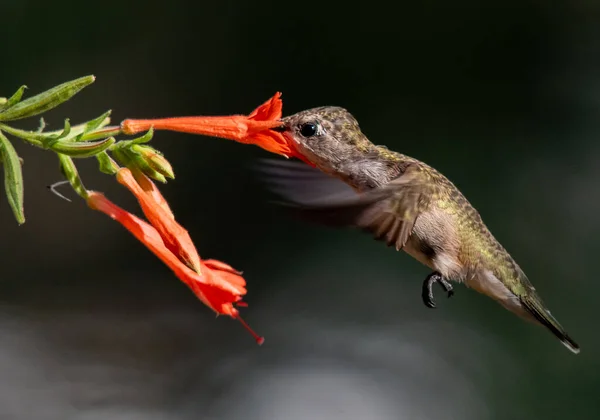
[131,144,174,180]
[112,147,167,184]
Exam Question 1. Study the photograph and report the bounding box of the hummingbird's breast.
[402,206,469,281]
[331,150,521,287]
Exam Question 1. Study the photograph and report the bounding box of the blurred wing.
[256,158,358,207]
[257,158,432,250]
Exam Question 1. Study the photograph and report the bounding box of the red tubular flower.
[121,92,302,159]
[87,167,263,345]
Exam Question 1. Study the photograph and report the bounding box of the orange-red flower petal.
[86,191,231,309]
[121,92,297,158]
[130,168,175,220]
[86,171,263,345]
[116,168,201,273]
[247,91,282,121]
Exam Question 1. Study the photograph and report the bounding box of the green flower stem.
[0,122,121,153]
[0,123,44,147]
[58,154,88,199]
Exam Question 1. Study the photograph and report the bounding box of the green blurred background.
[0,1,597,419]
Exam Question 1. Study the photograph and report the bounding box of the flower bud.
[112,147,167,184]
[131,144,174,180]
[111,128,173,183]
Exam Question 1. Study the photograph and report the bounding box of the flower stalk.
[0,75,291,344]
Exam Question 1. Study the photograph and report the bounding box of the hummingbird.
[260,106,580,354]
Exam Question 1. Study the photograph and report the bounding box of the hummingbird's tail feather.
[520,295,580,354]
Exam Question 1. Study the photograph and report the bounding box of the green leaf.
[0,75,95,122]
[0,131,25,224]
[0,85,27,112]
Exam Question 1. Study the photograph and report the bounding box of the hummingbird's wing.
[257,159,433,251]
[256,158,358,206]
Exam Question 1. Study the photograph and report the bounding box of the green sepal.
[131,128,154,145]
[42,118,72,148]
[0,131,25,224]
[0,75,95,122]
[108,128,154,151]
[73,110,112,141]
[112,128,155,151]
[0,85,27,112]
[96,152,119,175]
[51,137,115,158]
[79,125,121,142]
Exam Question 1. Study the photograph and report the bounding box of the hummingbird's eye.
[299,122,318,138]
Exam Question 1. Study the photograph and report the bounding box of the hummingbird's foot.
[422,272,454,309]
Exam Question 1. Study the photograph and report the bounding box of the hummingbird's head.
[271,106,372,170]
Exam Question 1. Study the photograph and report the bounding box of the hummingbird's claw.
[422,272,454,309]
[439,277,454,298]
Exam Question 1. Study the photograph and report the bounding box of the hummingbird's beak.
[270,124,287,133]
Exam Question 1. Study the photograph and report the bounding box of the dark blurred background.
[0,1,598,419]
